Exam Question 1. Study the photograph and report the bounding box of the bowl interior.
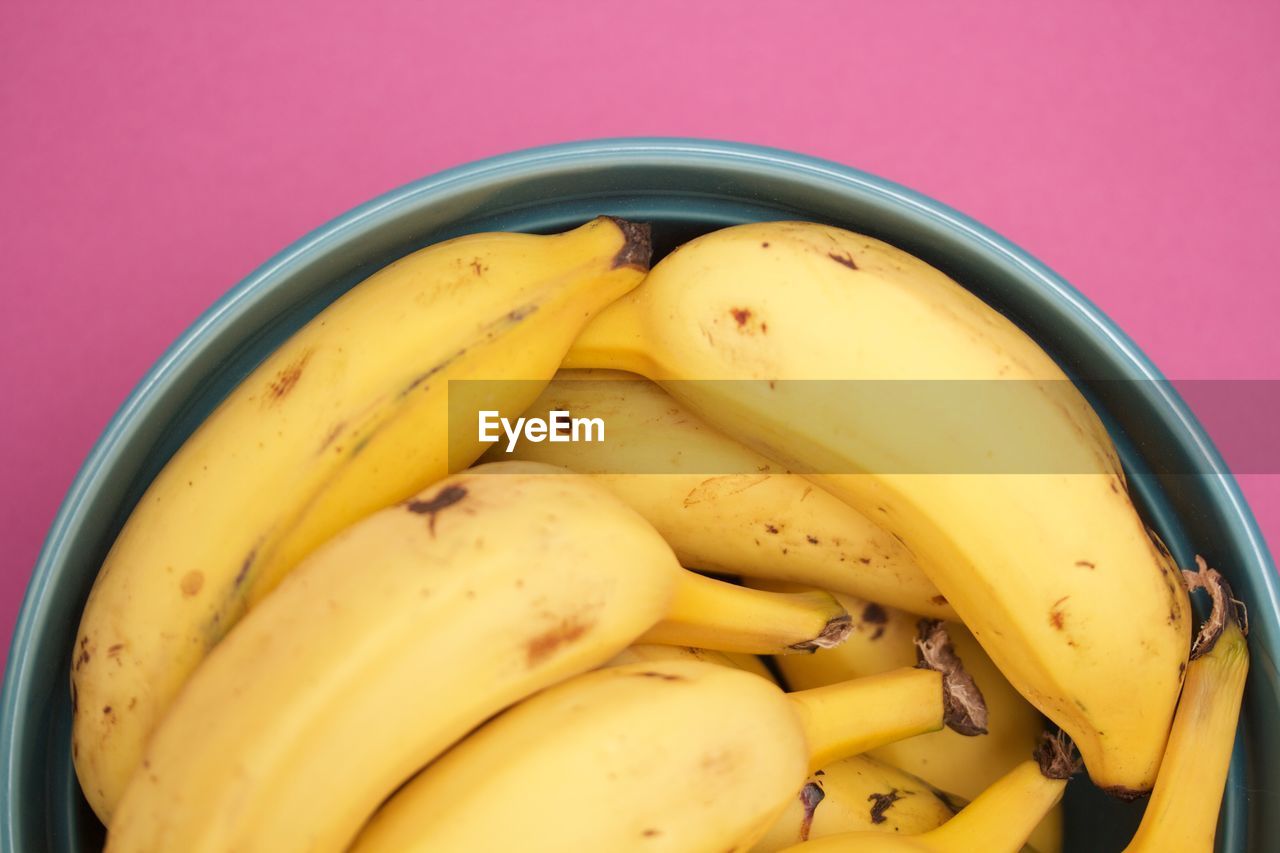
[3,140,1275,852]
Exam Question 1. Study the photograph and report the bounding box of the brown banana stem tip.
[1184,556,1248,661]
[914,619,989,736]
[798,782,825,841]
[1034,730,1083,780]
[604,217,653,270]
[790,613,854,653]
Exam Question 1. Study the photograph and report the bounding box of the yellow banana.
[488,369,950,618]
[565,220,1191,792]
[752,755,957,852]
[778,734,1080,853]
[640,571,851,654]
[351,659,949,853]
[73,216,652,821]
[605,643,777,682]
[1124,559,1249,853]
[105,463,848,853]
[766,584,1061,853]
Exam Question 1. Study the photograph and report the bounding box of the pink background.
[2,0,1278,673]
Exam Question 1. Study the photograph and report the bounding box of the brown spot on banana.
[180,571,204,597]
[867,789,903,824]
[730,307,752,327]
[525,617,594,667]
[405,484,468,536]
[264,348,313,404]
[828,251,858,269]
[233,548,256,589]
[1049,596,1070,630]
[632,671,687,682]
[861,603,888,640]
[316,420,347,454]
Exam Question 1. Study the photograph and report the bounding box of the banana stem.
[921,759,1067,853]
[639,570,851,655]
[1123,559,1249,853]
[788,667,944,771]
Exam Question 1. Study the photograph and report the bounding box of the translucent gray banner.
[448,377,1280,475]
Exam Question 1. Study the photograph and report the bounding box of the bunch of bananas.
[71,216,1249,852]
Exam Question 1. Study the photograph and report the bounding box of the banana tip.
[1034,730,1083,781]
[914,619,989,736]
[1185,556,1247,660]
[790,613,853,652]
[604,217,653,271]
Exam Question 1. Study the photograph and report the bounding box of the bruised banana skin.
[778,755,1072,853]
[489,369,952,618]
[566,220,1191,792]
[73,217,651,821]
[351,660,947,853]
[106,463,849,853]
[752,755,957,852]
[766,584,1061,853]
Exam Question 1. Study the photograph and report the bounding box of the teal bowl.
[3,139,1276,851]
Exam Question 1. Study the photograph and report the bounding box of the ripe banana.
[74,216,652,821]
[565,220,1191,792]
[606,643,777,683]
[765,584,1061,853]
[752,755,957,852]
[639,571,851,654]
[105,462,847,853]
[1123,559,1249,853]
[351,658,949,853]
[778,734,1080,853]
[488,369,951,618]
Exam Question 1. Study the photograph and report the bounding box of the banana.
[351,659,949,853]
[487,369,951,618]
[639,571,851,654]
[765,585,1061,853]
[752,755,957,852]
[778,734,1080,853]
[104,462,849,853]
[73,216,652,821]
[606,643,777,682]
[1123,559,1249,853]
[565,220,1191,792]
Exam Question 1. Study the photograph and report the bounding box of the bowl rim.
[3,136,1276,843]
